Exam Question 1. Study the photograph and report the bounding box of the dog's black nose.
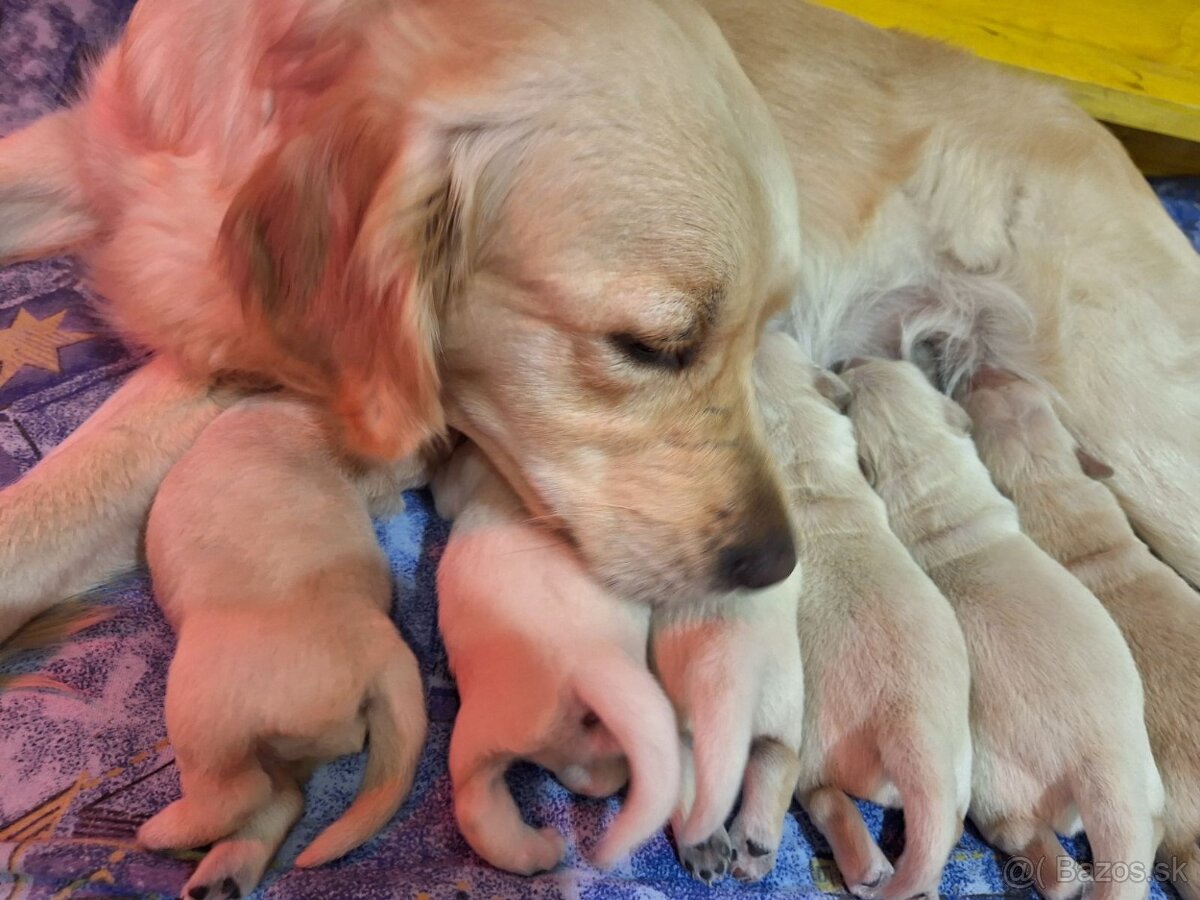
[717,530,797,590]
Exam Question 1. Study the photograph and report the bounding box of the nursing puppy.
[651,557,803,885]
[650,335,822,884]
[431,443,680,875]
[141,395,427,899]
[719,335,973,898]
[964,369,1200,900]
[841,358,1163,900]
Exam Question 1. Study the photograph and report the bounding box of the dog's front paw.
[679,827,733,885]
[728,820,780,882]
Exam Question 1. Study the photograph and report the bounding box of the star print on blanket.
[0,307,93,389]
[0,2,1197,898]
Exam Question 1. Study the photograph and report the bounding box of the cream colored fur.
[732,335,972,899]
[430,443,681,875]
[645,335,818,888]
[843,358,1164,900]
[651,564,803,884]
[0,0,803,626]
[0,358,231,639]
[3,0,1199,632]
[141,394,427,897]
[964,371,1200,900]
[700,0,1200,589]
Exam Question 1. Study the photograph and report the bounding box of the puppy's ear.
[858,455,877,487]
[1076,448,1115,481]
[221,101,451,461]
[813,369,852,413]
[942,396,972,437]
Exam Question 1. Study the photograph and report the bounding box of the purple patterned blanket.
[1,2,1198,898]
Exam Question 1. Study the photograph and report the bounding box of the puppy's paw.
[181,874,245,900]
[512,826,567,875]
[181,837,272,900]
[728,821,780,882]
[844,857,895,900]
[679,827,733,885]
[1042,857,1090,900]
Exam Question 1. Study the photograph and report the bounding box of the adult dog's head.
[222,0,801,604]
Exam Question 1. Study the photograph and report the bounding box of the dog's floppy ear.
[812,368,852,414]
[221,100,453,461]
[1076,448,1115,481]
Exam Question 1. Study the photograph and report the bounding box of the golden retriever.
[142,394,428,897]
[430,441,680,875]
[964,369,1200,900]
[743,337,971,899]
[0,0,1197,698]
[0,0,801,639]
[701,0,1200,591]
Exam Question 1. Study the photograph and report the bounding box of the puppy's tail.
[1072,756,1161,900]
[677,642,758,846]
[877,725,964,900]
[573,652,681,869]
[295,641,427,867]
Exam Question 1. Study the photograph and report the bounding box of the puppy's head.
[839,357,973,486]
[751,332,856,483]
[222,0,801,604]
[961,368,1113,492]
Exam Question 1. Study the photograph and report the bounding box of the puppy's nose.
[717,529,797,590]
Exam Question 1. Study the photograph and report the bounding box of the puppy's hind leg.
[729,737,802,882]
[0,357,228,641]
[672,741,734,886]
[449,707,565,875]
[799,786,894,899]
[182,775,304,900]
[976,817,1089,900]
[138,759,273,852]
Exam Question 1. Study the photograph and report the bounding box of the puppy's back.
[841,360,1144,739]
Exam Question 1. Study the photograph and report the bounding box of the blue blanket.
[1,3,1198,897]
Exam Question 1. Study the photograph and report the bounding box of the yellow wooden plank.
[808,0,1200,141]
[1061,77,1200,142]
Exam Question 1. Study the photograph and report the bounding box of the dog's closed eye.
[610,333,697,371]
